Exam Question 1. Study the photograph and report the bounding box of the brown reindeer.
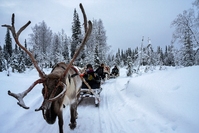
[2,3,92,133]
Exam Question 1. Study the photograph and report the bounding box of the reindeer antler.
[8,79,44,109]
[62,3,92,78]
[3,3,92,110]
[80,3,87,33]
[2,14,45,78]
[2,14,46,109]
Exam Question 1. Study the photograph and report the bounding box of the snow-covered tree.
[94,44,100,68]
[115,49,121,66]
[0,46,6,72]
[94,19,109,63]
[5,28,12,58]
[171,8,199,51]
[10,45,26,73]
[181,31,194,66]
[83,19,109,66]
[61,31,70,63]
[71,9,82,60]
[4,28,12,67]
[195,48,199,65]
[51,33,63,66]
[167,45,175,66]
[29,21,52,67]
[144,40,155,72]
[106,53,115,67]
[24,39,32,67]
[126,56,133,77]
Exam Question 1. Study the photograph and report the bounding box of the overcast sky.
[0,0,193,53]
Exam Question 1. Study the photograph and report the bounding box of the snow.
[0,66,199,133]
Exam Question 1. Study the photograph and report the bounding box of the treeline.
[116,38,199,76]
[123,0,199,76]
[1,1,199,74]
[0,9,110,72]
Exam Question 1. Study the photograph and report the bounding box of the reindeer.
[2,3,92,133]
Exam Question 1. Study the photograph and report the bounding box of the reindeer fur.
[43,62,81,131]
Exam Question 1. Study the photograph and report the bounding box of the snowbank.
[0,66,198,133]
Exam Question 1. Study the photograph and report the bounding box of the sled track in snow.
[61,78,134,133]
[98,78,133,133]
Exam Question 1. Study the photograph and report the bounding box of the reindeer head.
[36,63,68,112]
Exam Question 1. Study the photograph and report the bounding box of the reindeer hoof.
[69,123,76,129]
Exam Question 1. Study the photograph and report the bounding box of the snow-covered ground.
[0,66,199,133]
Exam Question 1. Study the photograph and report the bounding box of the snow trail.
[1,66,199,133]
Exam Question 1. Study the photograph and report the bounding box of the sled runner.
[109,73,119,79]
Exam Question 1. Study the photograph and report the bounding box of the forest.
[0,1,199,74]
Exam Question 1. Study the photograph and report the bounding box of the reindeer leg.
[69,102,77,129]
[58,112,64,133]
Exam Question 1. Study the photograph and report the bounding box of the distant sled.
[109,66,119,79]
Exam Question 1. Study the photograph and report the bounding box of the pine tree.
[126,56,133,77]
[5,28,12,57]
[156,46,163,66]
[23,39,32,67]
[4,28,12,66]
[181,31,194,66]
[163,46,169,66]
[194,49,199,65]
[51,33,62,65]
[94,44,100,68]
[145,41,154,72]
[115,49,121,66]
[71,9,82,59]
[10,45,26,73]
[167,45,175,66]
[62,34,70,63]
[176,48,184,67]
[0,46,6,72]
[106,54,115,67]
[121,49,125,66]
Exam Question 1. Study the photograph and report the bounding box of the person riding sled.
[111,65,119,77]
[82,64,100,88]
[95,63,105,80]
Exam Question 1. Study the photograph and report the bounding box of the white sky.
[0,0,193,53]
